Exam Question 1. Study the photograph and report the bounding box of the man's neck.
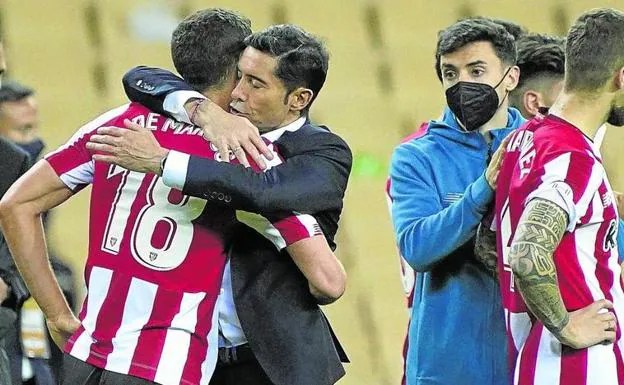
[478,103,509,142]
[203,88,231,110]
[548,90,611,140]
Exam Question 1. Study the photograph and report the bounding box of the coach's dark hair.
[435,18,517,82]
[171,8,251,92]
[244,24,329,112]
[565,8,624,92]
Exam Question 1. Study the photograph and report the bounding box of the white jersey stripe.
[199,301,220,385]
[154,292,204,385]
[576,155,604,221]
[70,330,96,362]
[235,211,287,250]
[533,329,561,385]
[70,266,114,361]
[508,311,531,352]
[105,277,158,373]
[58,162,95,191]
[513,335,527,385]
[587,344,618,385]
[576,215,606,302]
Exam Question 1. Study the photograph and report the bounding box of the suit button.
[210,192,219,200]
[218,193,225,201]
[224,195,232,203]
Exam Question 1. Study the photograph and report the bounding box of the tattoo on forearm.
[474,222,499,279]
[510,199,569,335]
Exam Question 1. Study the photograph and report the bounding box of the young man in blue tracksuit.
[389,19,524,385]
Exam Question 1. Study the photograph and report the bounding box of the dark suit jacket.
[123,67,351,385]
[0,137,31,310]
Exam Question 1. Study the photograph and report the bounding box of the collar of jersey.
[261,116,307,142]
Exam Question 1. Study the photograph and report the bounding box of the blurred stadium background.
[1,0,623,383]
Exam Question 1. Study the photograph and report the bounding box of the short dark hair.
[469,16,527,41]
[244,24,329,112]
[435,18,517,82]
[565,8,624,92]
[0,80,34,103]
[516,33,565,89]
[171,8,251,92]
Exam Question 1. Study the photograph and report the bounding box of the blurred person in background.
[0,80,77,385]
[389,18,525,385]
[0,37,37,385]
[87,22,351,385]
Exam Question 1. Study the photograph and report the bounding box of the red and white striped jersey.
[495,114,624,385]
[45,103,321,385]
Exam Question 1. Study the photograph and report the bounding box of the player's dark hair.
[435,18,517,82]
[171,8,251,92]
[244,24,329,112]
[516,34,565,90]
[565,8,624,92]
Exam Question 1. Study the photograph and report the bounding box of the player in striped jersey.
[483,8,624,385]
[0,9,343,385]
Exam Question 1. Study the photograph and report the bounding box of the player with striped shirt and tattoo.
[478,8,624,385]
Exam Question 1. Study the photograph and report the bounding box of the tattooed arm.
[510,198,617,349]
[474,222,498,279]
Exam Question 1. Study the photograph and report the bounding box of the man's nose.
[231,79,246,101]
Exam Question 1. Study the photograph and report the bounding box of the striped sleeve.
[235,211,323,250]
[526,149,602,232]
[45,104,130,191]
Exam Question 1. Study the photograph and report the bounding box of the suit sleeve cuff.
[163,91,206,123]
[162,150,190,190]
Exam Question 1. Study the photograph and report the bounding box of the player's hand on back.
[87,119,169,175]
[46,312,80,350]
[188,98,273,169]
[486,135,512,191]
[558,299,617,349]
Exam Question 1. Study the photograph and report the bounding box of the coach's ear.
[286,87,313,113]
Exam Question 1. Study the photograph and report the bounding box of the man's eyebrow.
[466,60,488,67]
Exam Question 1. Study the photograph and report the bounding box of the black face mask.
[16,138,45,160]
[607,105,624,127]
[445,68,511,132]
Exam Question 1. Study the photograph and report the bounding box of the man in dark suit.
[87,24,351,385]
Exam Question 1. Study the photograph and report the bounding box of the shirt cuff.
[468,173,494,214]
[162,150,190,190]
[163,91,206,123]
